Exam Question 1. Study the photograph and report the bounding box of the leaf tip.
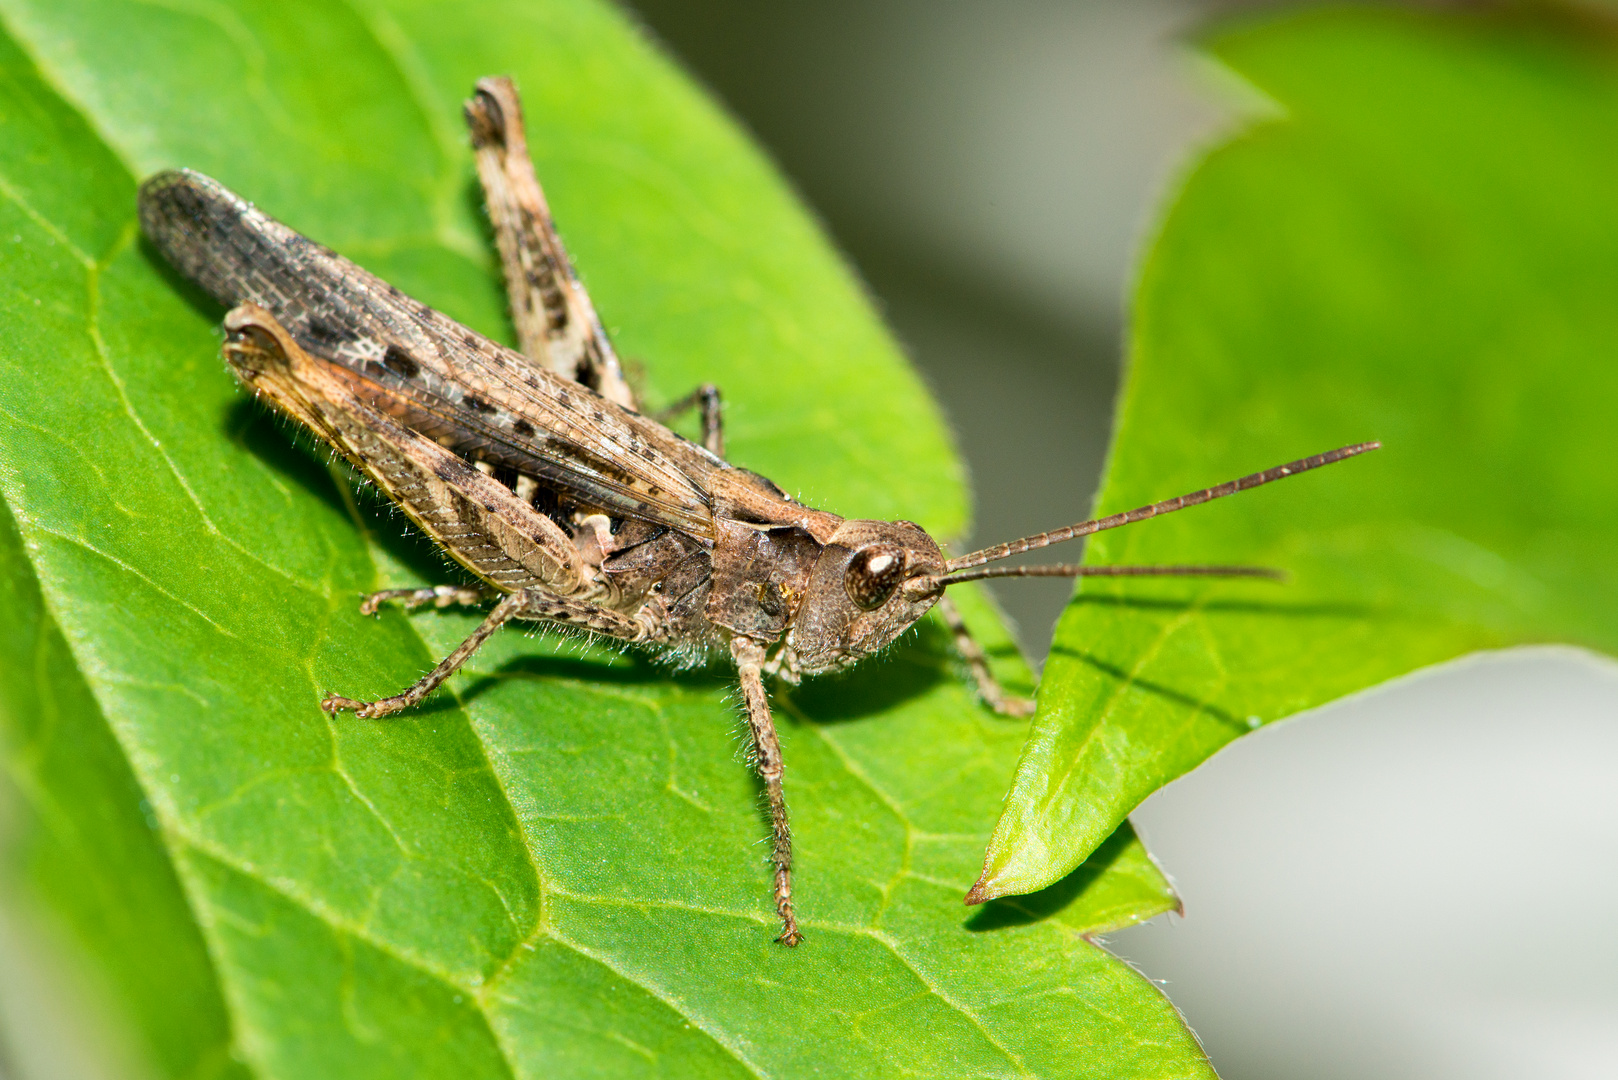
[963,876,998,906]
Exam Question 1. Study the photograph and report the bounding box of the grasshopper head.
[785,519,947,675]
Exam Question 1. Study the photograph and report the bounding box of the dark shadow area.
[345,467,485,589]
[224,397,473,593]
[1067,591,1382,621]
[482,648,720,694]
[325,615,726,721]
[221,398,359,527]
[787,617,953,724]
[1048,645,1250,734]
[138,234,224,325]
[965,820,1154,933]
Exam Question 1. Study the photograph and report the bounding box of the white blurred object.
[0,893,154,1080]
[1112,647,1618,1080]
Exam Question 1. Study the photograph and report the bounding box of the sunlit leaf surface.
[0,0,1199,1075]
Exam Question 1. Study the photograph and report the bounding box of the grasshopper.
[138,77,1377,946]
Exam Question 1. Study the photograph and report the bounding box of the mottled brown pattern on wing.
[138,170,720,540]
[221,305,595,600]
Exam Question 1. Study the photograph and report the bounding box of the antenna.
[932,563,1285,587]
[943,442,1380,574]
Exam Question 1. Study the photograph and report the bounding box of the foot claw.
[323,694,405,719]
[361,585,484,616]
[360,587,428,616]
[997,695,1036,718]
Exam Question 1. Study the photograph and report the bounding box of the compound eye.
[844,546,904,611]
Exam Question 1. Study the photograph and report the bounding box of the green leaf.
[0,0,1199,1075]
[975,7,1618,900]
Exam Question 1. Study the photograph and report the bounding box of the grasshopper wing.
[138,169,719,540]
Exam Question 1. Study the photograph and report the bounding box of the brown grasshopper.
[138,76,1377,946]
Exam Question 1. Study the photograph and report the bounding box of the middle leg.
[653,383,725,459]
[326,587,654,719]
[325,589,532,719]
[360,584,487,616]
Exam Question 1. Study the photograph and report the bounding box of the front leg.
[936,594,1035,718]
[731,635,802,946]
